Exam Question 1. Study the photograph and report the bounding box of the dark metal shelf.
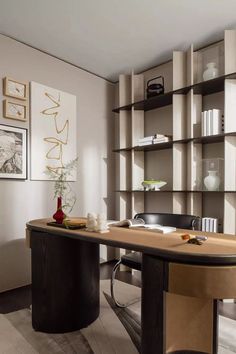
[113,133,236,153]
[113,72,236,113]
[116,190,235,193]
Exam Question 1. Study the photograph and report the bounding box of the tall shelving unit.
[114,29,236,236]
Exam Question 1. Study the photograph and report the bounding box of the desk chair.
[110,212,201,307]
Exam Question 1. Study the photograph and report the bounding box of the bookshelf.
[114,29,236,235]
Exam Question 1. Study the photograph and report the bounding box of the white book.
[112,219,176,234]
[213,218,218,233]
[153,137,169,144]
[203,111,207,136]
[138,140,153,146]
[154,134,165,138]
[201,217,206,231]
[201,112,205,136]
[212,109,221,135]
[209,218,214,232]
[138,136,154,142]
[205,217,210,232]
[206,110,212,136]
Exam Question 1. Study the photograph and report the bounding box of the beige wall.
[0,34,115,292]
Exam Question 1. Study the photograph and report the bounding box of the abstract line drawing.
[30,82,76,181]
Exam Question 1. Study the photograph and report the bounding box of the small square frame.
[3,77,28,101]
[3,99,28,122]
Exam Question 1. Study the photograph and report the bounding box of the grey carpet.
[0,280,235,354]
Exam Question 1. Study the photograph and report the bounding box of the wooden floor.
[0,260,236,321]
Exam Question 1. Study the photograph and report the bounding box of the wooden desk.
[27,219,236,354]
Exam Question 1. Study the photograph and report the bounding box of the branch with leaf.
[45,157,78,214]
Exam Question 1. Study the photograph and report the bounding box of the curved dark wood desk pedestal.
[31,230,99,333]
[27,219,236,353]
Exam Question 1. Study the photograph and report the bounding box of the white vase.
[203,62,219,81]
[204,170,220,191]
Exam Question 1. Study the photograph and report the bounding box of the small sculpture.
[86,213,97,231]
[96,213,108,232]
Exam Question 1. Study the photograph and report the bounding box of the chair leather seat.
[121,252,142,271]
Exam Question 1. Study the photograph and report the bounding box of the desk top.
[27,218,236,265]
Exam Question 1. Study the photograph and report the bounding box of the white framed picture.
[0,124,27,179]
[30,82,77,181]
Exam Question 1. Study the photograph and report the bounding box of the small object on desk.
[187,238,203,245]
[96,213,109,232]
[195,235,208,241]
[86,213,97,231]
[181,233,191,240]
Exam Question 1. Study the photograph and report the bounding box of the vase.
[203,170,220,191]
[203,62,219,81]
[53,196,65,224]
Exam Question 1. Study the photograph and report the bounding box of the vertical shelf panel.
[173,144,187,191]
[187,193,202,217]
[131,109,144,146]
[224,29,236,75]
[224,136,236,191]
[224,194,236,235]
[186,90,202,139]
[173,51,186,90]
[119,74,131,106]
[224,79,236,133]
[173,95,186,140]
[132,192,144,217]
[119,151,131,190]
[132,150,144,190]
[187,45,194,86]
[118,111,132,148]
[187,142,202,191]
[132,73,144,103]
[173,193,187,214]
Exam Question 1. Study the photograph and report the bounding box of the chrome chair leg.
[110,259,141,308]
[110,260,127,308]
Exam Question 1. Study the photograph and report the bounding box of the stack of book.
[201,217,218,232]
[201,109,223,136]
[138,134,170,146]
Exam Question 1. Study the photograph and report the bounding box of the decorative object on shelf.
[30,82,77,181]
[3,77,28,100]
[0,124,27,179]
[201,109,223,136]
[201,217,218,232]
[3,99,28,121]
[146,76,164,99]
[45,157,78,219]
[204,170,220,191]
[203,62,219,81]
[142,180,167,191]
[199,158,223,191]
[53,196,66,224]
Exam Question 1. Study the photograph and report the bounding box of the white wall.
[0,34,115,292]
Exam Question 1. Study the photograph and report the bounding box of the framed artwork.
[0,124,27,179]
[3,77,28,101]
[3,99,28,122]
[30,81,77,181]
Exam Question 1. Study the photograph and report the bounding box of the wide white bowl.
[142,180,167,191]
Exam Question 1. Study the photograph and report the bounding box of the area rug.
[0,280,235,354]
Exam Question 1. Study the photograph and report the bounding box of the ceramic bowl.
[142,180,167,191]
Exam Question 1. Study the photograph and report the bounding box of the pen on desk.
[195,235,208,241]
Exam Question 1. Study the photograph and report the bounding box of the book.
[138,140,153,146]
[212,109,222,135]
[153,137,170,144]
[112,218,146,227]
[112,219,176,233]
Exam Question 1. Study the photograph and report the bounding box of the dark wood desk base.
[31,230,99,333]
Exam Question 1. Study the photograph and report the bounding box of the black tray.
[47,221,86,230]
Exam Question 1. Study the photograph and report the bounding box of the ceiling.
[1,0,236,82]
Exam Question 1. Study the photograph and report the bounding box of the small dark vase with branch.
[45,158,78,224]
